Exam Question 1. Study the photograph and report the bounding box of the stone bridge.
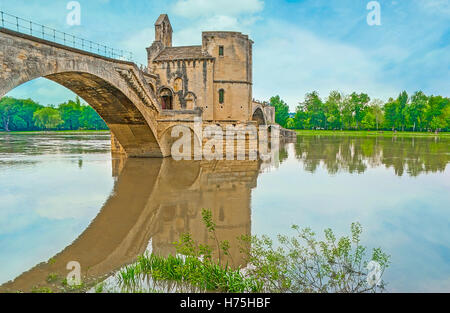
[1,27,294,157]
[0,28,168,157]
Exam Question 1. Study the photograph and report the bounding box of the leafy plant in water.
[118,209,389,293]
[239,222,390,293]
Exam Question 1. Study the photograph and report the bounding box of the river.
[0,132,448,292]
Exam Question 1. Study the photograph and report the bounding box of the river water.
[0,132,448,292]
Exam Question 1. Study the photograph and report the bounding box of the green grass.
[118,253,262,293]
[295,129,450,138]
[31,286,53,293]
[46,273,59,283]
[0,130,109,134]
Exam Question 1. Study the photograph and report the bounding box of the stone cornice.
[115,67,159,112]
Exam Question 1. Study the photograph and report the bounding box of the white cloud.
[6,78,77,106]
[416,0,450,14]
[120,27,155,65]
[170,0,263,46]
[35,194,105,220]
[173,15,243,46]
[172,0,264,18]
[252,19,399,109]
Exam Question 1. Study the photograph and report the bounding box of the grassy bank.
[295,130,450,138]
[0,130,110,135]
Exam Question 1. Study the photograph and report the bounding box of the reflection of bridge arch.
[0,158,259,292]
[0,28,163,157]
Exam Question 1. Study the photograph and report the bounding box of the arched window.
[219,89,225,104]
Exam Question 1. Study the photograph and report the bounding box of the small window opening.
[219,89,225,104]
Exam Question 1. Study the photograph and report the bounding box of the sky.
[1,0,449,111]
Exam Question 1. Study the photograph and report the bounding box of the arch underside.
[43,72,163,157]
[0,28,163,157]
[252,107,266,126]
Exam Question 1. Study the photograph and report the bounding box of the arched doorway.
[159,88,173,110]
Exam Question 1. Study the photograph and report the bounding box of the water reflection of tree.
[278,144,288,165]
[295,136,449,176]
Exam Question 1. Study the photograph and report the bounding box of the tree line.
[0,96,108,131]
[270,91,450,132]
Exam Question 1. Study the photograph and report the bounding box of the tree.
[383,98,398,131]
[407,91,427,131]
[293,107,308,129]
[33,107,63,130]
[397,91,409,131]
[58,97,82,130]
[370,99,384,130]
[79,106,108,130]
[324,91,342,130]
[303,91,325,129]
[0,97,19,131]
[341,95,355,130]
[270,95,290,128]
[285,117,295,129]
[425,95,449,132]
[361,111,375,130]
[349,92,370,130]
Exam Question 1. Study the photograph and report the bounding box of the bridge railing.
[0,10,134,62]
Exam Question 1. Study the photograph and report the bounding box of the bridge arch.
[0,28,162,157]
[251,107,267,126]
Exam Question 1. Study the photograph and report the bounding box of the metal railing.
[0,10,134,62]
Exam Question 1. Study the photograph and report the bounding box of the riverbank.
[0,130,110,135]
[295,130,450,138]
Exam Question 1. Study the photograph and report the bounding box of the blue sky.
[1,0,449,111]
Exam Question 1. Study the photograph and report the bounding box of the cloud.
[415,0,450,15]
[252,19,399,109]
[35,79,77,103]
[6,79,78,106]
[172,0,264,18]
[121,1,265,60]
[120,27,155,65]
[34,194,106,220]
[173,15,243,46]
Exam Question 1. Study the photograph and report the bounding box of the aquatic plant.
[117,209,390,293]
[239,222,390,293]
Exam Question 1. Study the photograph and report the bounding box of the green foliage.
[270,95,290,128]
[46,273,59,283]
[33,107,62,130]
[31,286,53,293]
[119,252,260,293]
[0,96,108,131]
[118,209,390,293]
[289,90,449,132]
[240,222,390,293]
